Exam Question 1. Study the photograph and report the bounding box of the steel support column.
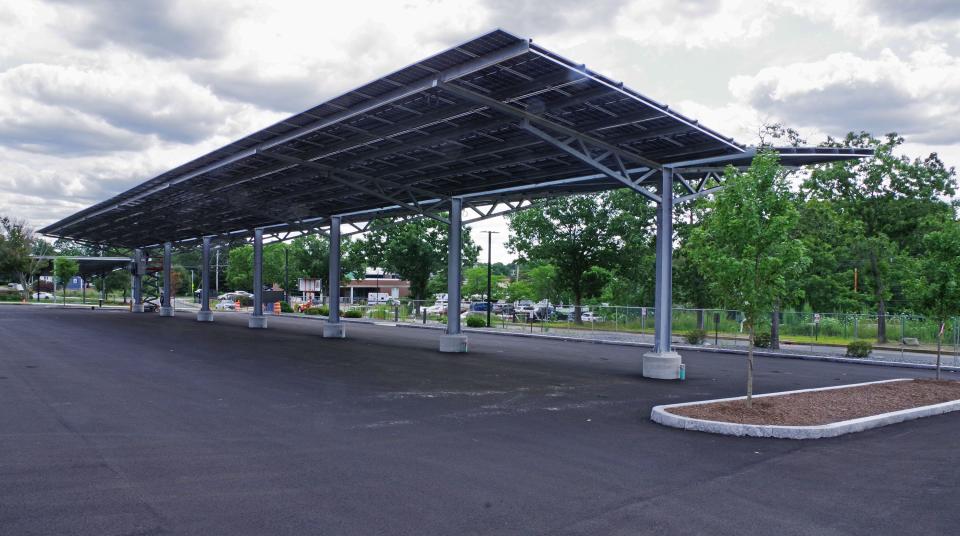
[197,236,213,322]
[643,167,683,379]
[248,228,267,328]
[131,248,144,313]
[159,242,174,317]
[440,197,467,352]
[323,216,345,338]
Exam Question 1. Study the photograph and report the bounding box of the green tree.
[689,151,809,405]
[525,264,561,303]
[287,233,364,292]
[0,217,51,300]
[462,265,506,300]
[805,132,956,341]
[908,221,960,379]
[225,243,288,291]
[508,194,620,323]
[505,280,534,302]
[53,257,79,305]
[356,218,478,305]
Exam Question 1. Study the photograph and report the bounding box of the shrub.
[846,339,873,358]
[466,314,487,328]
[753,332,772,348]
[280,301,293,313]
[304,306,330,316]
[343,308,363,318]
[238,295,253,306]
[685,329,707,345]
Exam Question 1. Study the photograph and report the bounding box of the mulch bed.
[667,379,960,426]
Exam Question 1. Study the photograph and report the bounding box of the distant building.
[298,269,411,303]
[342,268,409,303]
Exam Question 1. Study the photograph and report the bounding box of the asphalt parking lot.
[1,305,958,535]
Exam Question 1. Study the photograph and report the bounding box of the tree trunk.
[747,322,755,408]
[696,309,704,330]
[869,254,887,343]
[937,324,943,380]
[573,293,583,325]
[770,300,781,350]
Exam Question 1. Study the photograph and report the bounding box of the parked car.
[34,291,55,300]
[215,299,236,310]
[217,290,252,300]
[581,311,604,322]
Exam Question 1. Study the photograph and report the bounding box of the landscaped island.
[652,379,960,438]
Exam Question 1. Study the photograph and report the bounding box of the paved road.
[1,306,958,535]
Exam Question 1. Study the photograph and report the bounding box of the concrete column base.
[439,334,468,353]
[322,322,346,338]
[642,351,683,380]
[248,315,268,329]
[131,304,145,313]
[159,306,174,317]
[196,310,214,322]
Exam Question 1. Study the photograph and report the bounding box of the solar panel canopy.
[40,29,871,248]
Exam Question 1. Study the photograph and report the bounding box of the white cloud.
[0,0,958,248]
[729,46,960,143]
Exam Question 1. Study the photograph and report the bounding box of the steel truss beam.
[518,120,661,203]
[440,81,663,170]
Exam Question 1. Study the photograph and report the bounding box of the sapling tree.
[688,151,809,405]
[908,221,960,380]
[53,257,79,305]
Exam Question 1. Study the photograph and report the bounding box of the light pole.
[482,231,498,327]
[215,247,220,295]
[284,245,289,304]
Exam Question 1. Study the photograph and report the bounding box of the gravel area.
[667,379,960,426]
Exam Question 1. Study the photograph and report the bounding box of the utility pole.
[215,247,220,295]
[482,231,498,327]
[284,245,289,303]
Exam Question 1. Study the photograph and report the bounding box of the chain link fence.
[301,298,960,359]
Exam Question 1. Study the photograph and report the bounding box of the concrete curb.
[186,310,960,373]
[391,321,960,373]
[651,379,960,439]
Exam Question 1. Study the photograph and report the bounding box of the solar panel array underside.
[42,29,858,248]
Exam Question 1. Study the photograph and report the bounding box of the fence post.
[854,316,859,339]
[900,314,905,343]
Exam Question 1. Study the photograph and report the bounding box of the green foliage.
[466,314,487,328]
[505,280,534,301]
[343,308,363,318]
[280,301,294,313]
[462,265,506,300]
[908,221,960,324]
[0,217,50,299]
[508,192,649,319]
[688,150,809,401]
[689,151,810,329]
[304,306,329,316]
[354,218,478,301]
[753,332,772,348]
[684,329,707,345]
[53,257,79,303]
[846,340,873,358]
[804,132,956,341]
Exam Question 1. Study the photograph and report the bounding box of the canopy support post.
[440,197,467,353]
[197,236,214,322]
[643,167,683,379]
[248,228,267,328]
[160,242,174,317]
[131,248,144,313]
[323,216,346,338]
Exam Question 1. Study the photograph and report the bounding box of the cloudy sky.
[1,0,958,262]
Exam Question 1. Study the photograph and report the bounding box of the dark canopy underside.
[41,29,871,248]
